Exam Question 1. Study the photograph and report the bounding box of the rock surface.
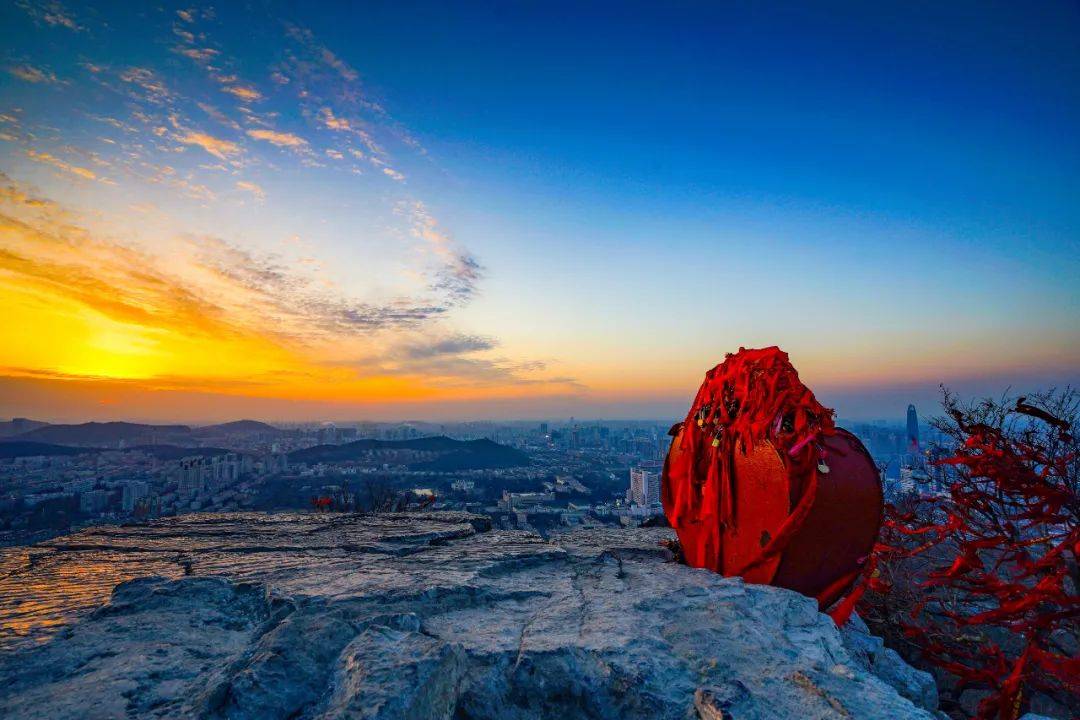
[0,512,939,719]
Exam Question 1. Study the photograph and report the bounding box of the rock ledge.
[0,512,938,719]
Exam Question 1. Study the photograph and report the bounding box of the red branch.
[859,395,1079,720]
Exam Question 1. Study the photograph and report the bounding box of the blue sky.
[0,0,1077,422]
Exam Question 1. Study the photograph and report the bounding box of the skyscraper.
[906,404,919,453]
[628,466,663,508]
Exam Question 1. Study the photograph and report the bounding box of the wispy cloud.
[196,102,241,130]
[402,201,483,305]
[0,177,482,384]
[247,128,307,149]
[221,85,262,102]
[0,177,472,346]
[15,0,84,31]
[7,63,61,84]
[317,107,354,131]
[176,46,219,63]
[284,24,360,84]
[235,180,264,200]
[177,131,241,160]
[347,334,579,390]
[118,67,173,104]
[0,9,573,402]
[26,149,100,181]
[403,334,497,359]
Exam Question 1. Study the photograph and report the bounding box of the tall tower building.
[906,404,919,453]
[628,466,662,508]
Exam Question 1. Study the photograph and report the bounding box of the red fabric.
[825,553,875,626]
[662,346,836,577]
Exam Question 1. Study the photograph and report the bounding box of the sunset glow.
[1,1,1077,421]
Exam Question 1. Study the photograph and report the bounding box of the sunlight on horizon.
[0,1,1077,421]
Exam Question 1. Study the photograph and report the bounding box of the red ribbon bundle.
[663,347,840,582]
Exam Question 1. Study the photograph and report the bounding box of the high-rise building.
[122,481,150,513]
[79,489,111,514]
[906,404,919,453]
[628,466,662,508]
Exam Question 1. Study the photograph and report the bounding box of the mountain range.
[0,422,528,470]
[0,420,282,448]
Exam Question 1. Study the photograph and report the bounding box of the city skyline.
[1,0,1078,423]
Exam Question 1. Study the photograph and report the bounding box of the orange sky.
[1,1,1077,422]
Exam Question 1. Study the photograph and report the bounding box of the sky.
[0,0,1077,424]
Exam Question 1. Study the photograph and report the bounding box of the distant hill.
[192,420,282,437]
[0,418,50,438]
[12,422,192,447]
[288,436,529,470]
[0,441,229,461]
[0,442,99,459]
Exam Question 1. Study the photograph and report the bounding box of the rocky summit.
[0,512,939,719]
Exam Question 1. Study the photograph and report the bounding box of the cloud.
[316,107,403,178]
[318,107,351,131]
[235,180,265,199]
[0,176,452,348]
[177,47,219,63]
[319,48,358,83]
[177,131,241,160]
[184,233,452,337]
[173,177,216,202]
[347,334,579,390]
[173,26,195,43]
[0,13,558,398]
[196,102,241,130]
[15,1,84,31]
[402,335,497,359]
[0,176,574,398]
[85,113,135,132]
[118,67,172,104]
[284,24,359,83]
[403,201,483,305]
[7,64,60,84]
[247,128,308,148]
[432,253,481,305]
[221,85,262,102]
[0,179,226,338]
[26,149,99,181]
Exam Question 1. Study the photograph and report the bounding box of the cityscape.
[0,404,947,547]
